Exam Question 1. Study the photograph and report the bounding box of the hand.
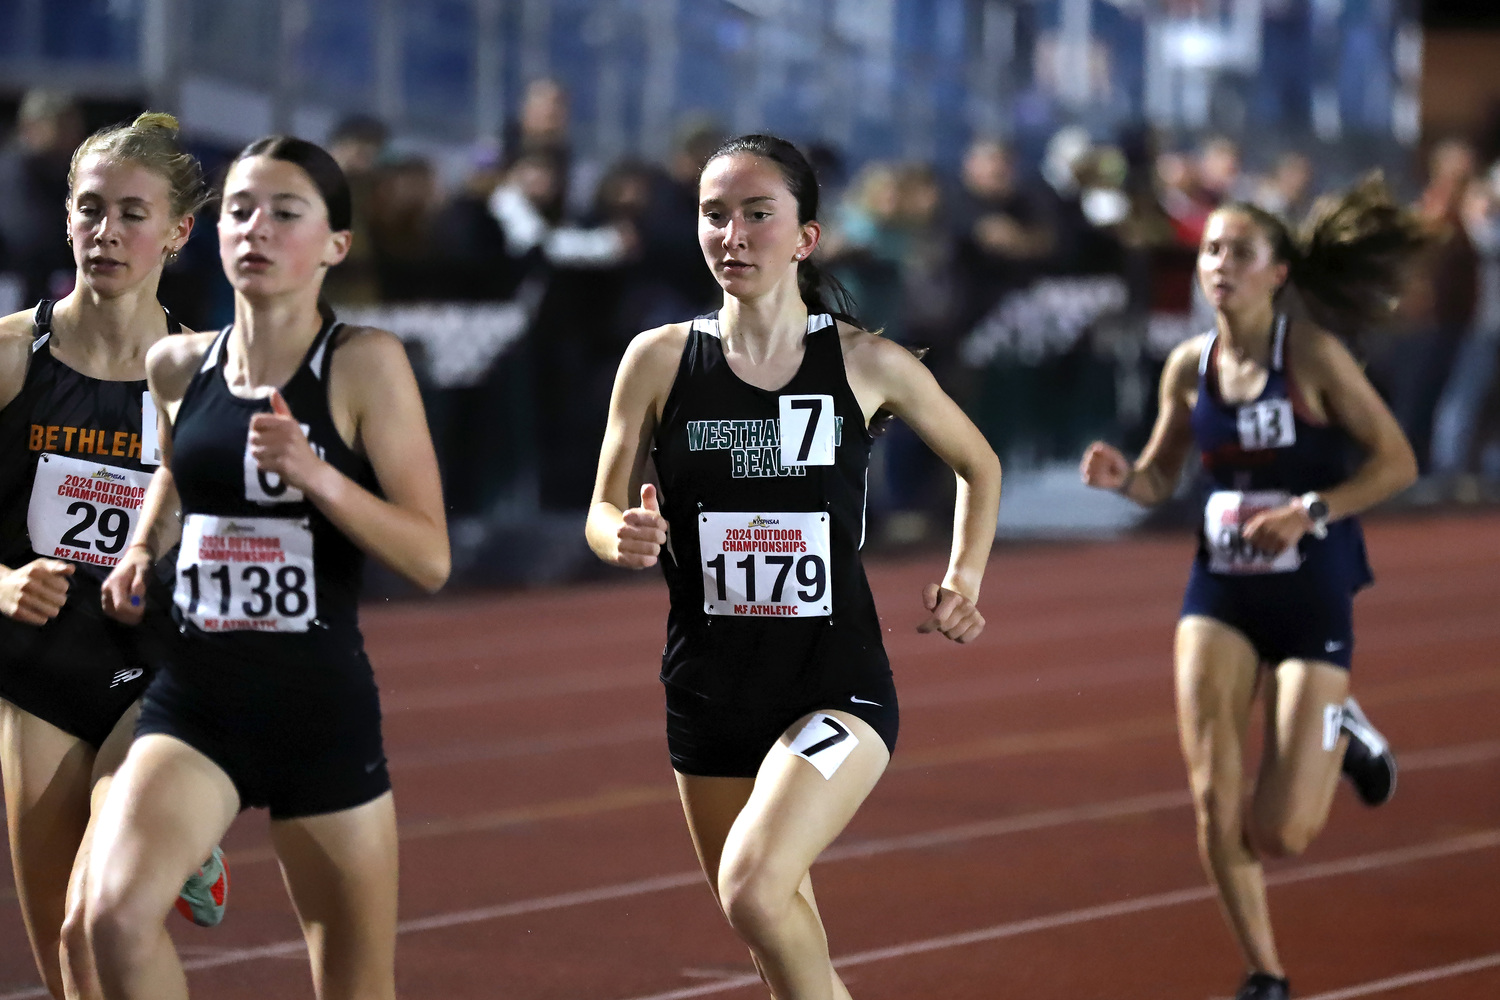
[616,484,668,569]
[0,558,74,626]
[248,389,323,493]
[916,583,985,643]
[101,545,153,625]
[1241,503,1314,556]
[1080,441,1131,491]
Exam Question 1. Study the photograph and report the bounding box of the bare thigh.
[1249,659,1351,857]
[1175,615,1261,821]
[271,791,399,1000]
[0,700,95,994]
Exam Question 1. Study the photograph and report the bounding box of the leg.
[1175,617,1282,977]
[0,700,95,1000]
[86,734,240,1000]
[270,792,399,1000]
[60,701,141,1000]
[717,710,889,1000]
[1247,660,1350,858]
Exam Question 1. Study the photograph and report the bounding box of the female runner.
[1081,177,1425,1000]
[0,112,227,1000]
[587,134,1002,1000]
[90,135,449,1000]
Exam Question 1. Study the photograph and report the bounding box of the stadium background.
[2,2,1499,998]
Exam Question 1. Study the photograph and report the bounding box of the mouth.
[237,253,272,271]
[720,259,752,275]
[86,256,125,273]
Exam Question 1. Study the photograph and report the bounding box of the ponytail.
[1222,173,1430,338]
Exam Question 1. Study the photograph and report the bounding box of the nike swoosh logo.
[849,695,882,707]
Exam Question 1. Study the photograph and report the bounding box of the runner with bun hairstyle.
[589,134,1001,999]
[88,134,448,1000]
[1081,175,1427,1000]
[0,111,229,1000]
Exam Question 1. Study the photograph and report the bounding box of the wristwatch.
[1298,492,1329,539]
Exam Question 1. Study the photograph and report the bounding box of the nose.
[93,213,121,247]
[722,216,748,250]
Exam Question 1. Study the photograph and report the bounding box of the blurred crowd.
[4,82,1500,543]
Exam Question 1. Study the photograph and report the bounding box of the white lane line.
[609,830,1500,1000]
[1300,952,1500,1000]
[2,753,1495,998]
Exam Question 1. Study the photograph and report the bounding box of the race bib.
[699,510,832,617]
[243,422,315,505]
[1204,490,1302,575]
[175,514,316,632]
[26,454,151,568]
[779,394,836,466]
[1236,399,1295,450]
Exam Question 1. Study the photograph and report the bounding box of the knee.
[1249,812,1321,859]
[85,876,156,969]
[717,861,792,944]
[1190,786,1246,857]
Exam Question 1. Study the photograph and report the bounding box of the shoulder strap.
[1270,314,1289,373]
[30,300,54,352]
[307,321,342,383]
[1197,331,1217,377]
[690,312,721,339]
[806,313,835,335]
[162,305,183,335]
[198,326,232,373]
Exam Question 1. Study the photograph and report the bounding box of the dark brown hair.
[1218,173,1430,336]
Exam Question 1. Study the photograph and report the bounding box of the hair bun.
[131,111,181,136]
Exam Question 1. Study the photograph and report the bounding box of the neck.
[229,289,326,387]
[1214,299,1277,362]
[51,275,165,359]
[718,274,810,361]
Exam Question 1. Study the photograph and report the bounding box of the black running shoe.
[1340,696,1397,806]
[1235,971,1290,1000]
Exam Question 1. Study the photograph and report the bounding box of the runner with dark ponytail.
[588,132,1001,999]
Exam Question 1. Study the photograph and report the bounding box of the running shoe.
[1340,696,1397,807]
[1234,971,1290,1000]
[175,845,229,927]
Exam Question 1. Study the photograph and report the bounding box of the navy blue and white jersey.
[1189,315,1370,588]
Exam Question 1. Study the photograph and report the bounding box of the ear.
[169,214,195,255]
[321,230,353,269]
[797,220,821,260]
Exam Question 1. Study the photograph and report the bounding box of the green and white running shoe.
[175,845,229,927]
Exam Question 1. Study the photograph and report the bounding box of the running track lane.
[1,512,1495,999]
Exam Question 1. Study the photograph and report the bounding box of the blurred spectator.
[368,155,443,301]
[1159,136,1241,248]
[487,147,631,270]
[510,77,602,218]
[1038,126,1125,276]
[1251,150,1315,221]
[428,142,518,301]
[323,113,389,306]
[827,161,906,338]
[952,138,1057,331]
[0,90,85,303]
[1392,138,1480,473]
[1430,160,1500,492]
[633,116,724,323]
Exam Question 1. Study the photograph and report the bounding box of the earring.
[66,235,73,246]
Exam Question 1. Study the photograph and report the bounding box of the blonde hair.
[68,111,208,219]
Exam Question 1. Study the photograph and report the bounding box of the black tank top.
[170,313,379,637]
[653,312,884,690]
[0,300,176,579]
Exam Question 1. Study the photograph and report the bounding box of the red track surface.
[3,512,1497,999]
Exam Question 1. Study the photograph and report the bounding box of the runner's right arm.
[0,312,75,624]
[1081,336,1201,506]
[100,332,213,623]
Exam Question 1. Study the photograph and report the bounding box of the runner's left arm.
[254,328,449,593]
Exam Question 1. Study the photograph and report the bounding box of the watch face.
[1307,499,1329,521]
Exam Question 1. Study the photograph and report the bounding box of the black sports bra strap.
[1270,314,1289,373]
[31,300,54,340]
[163,305,183,335]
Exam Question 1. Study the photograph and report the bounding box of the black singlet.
[0,300,178,746]
[653,312,891,709]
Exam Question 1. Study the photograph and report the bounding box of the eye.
[751,211,771,221]
[227,206,252,222]
[273,210,300,221]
